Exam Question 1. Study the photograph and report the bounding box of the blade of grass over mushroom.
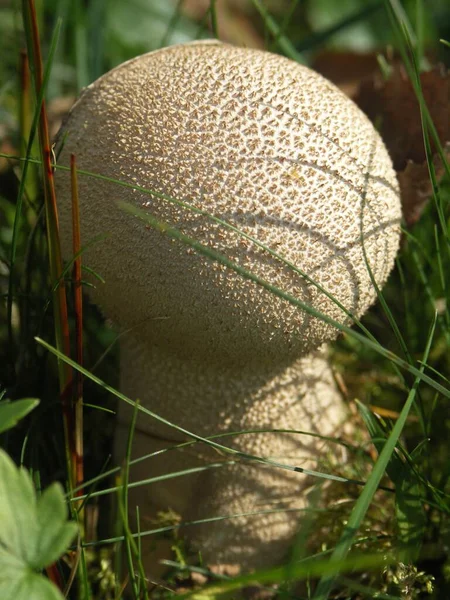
[71,434,449,511]
[66,427,362,503]
[250,0,304,63]
[121,399,140,599]
[69,459,378,505]
[312,312,437,600]
[81,512,395,559]
[9,163,449,399]
[36,353,450,513]
[37,338,416,500]
[117,202,449,397]
[80,509,314,548]
[4,153,390,345]
[71,154,84,499]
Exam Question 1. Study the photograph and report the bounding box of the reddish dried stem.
[24,0,74,482]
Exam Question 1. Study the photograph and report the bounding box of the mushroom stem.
[115,332,345,568]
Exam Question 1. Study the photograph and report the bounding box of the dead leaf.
[397,147,450,226]
[354,64,450,226]
[355,65,450,169]
[312,51,380,97]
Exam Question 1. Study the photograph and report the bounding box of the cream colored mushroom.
[55,41,401,570]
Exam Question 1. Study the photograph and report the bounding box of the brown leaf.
[355,65,450,170]
[312,51,380,97]
[354,64,450,226]
[397,147,450,227]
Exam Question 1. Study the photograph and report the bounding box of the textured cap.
[55,41,401,364]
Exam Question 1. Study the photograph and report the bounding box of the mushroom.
[54,41,401,569]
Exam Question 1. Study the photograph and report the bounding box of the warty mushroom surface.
[54,40,402,569]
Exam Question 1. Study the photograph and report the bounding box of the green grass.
[0,0,450,598]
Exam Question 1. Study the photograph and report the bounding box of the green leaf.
[0,399,40,434]
[0,450,78,600]
[0,562,63,600]
[33,484,78,569]
[0,451,37,561]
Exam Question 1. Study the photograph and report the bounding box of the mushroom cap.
[55,41,401,364]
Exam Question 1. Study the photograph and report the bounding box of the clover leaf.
[0,449,78,600]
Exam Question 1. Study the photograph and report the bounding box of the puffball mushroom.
[55,41,401,569]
